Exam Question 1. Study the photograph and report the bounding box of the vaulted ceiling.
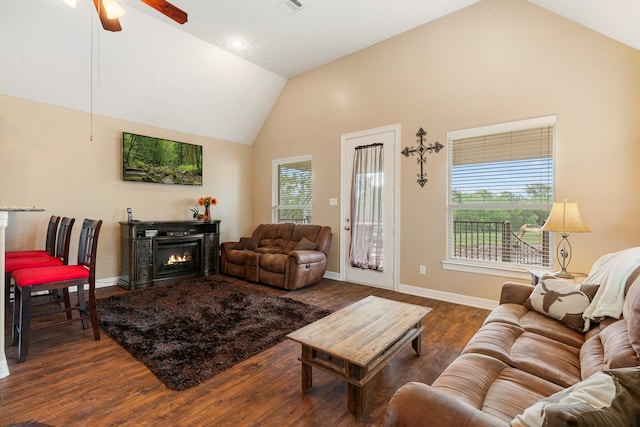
[130,0,640,78]
[2,1,639,145]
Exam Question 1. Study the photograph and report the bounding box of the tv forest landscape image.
[122,132,203,186]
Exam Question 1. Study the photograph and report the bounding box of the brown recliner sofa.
[220,223,332,290]
[384,269,640,426]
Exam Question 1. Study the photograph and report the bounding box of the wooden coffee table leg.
[301,345,313,393]
[411,324,422,356]
[347,383,366,420]
[346,363,367,420]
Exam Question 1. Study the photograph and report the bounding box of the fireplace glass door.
[154,236,202,279]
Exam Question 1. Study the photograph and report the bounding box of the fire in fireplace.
[154,237,202,279]
[166,253,192,266]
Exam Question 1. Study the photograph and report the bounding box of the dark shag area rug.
[96,277,332,391]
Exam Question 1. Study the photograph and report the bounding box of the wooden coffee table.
[287,295,432,420]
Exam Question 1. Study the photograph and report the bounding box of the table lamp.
[542,200,590,278]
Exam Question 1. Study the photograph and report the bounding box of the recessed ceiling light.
[230,38,246,49]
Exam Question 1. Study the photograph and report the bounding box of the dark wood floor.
[0,276,489,426]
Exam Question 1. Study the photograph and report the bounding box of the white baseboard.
[96,276,119,289]
[398,283,498,310]
[323,271,340,280]
[322,270,496,310]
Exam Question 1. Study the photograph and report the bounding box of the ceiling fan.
[93,0,188,32]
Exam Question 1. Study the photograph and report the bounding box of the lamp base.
[553,270,575,279]
[554,234,574,279]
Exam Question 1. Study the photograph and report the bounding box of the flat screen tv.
[122,132,203,186]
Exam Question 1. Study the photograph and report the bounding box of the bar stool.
[4,218,75,319]
[5,215,60,259]
[12,219,102,363]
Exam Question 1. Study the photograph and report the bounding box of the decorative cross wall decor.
[401,128,444,187]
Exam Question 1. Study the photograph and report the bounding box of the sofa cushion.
[293,237,318,251]
[226,249,252,264]
[255,247,284,254]
[484,303,585,348]
[580,317,640,380]
[252,223,294,252]
[432,353,563,423]
[462,322,581,388]
[235,237,258,250]
[260,253,288,274]
[512,367,640,427]
[525,279,599,332]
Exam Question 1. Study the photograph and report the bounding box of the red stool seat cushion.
[13,265,89,287]
[5,256,63,273]
[6,250,51,259]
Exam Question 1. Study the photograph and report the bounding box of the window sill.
[441,259,547,281]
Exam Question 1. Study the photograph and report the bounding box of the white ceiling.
[128,0,640,78]
[3,0,639,145]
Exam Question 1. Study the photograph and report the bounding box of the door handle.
[345,226,350,231]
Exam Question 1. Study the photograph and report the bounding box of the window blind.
[451,126,553,205]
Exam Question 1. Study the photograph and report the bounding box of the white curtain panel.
[349,143,384,271]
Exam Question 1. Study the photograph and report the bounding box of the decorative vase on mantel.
[204,206,210,220]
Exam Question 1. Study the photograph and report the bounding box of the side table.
[527,268,587,286]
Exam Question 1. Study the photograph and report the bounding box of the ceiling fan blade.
[139,0,188,25]
[93,0,122,32]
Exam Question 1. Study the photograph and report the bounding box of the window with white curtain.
[445,116,556,273]
[272,155,312,224]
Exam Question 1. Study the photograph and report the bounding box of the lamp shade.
[542,201,591,233]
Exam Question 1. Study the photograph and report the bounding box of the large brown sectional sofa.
[384,267,640,426]
[220,223,332,290]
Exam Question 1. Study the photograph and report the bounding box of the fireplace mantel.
[118,220,221,290]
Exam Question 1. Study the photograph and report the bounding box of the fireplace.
[119,220,220,290]
[154,236,202,280]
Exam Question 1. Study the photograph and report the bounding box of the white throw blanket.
[582,247,640,330]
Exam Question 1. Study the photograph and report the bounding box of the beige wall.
[1,95,254,282]
[252,0,640,300]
